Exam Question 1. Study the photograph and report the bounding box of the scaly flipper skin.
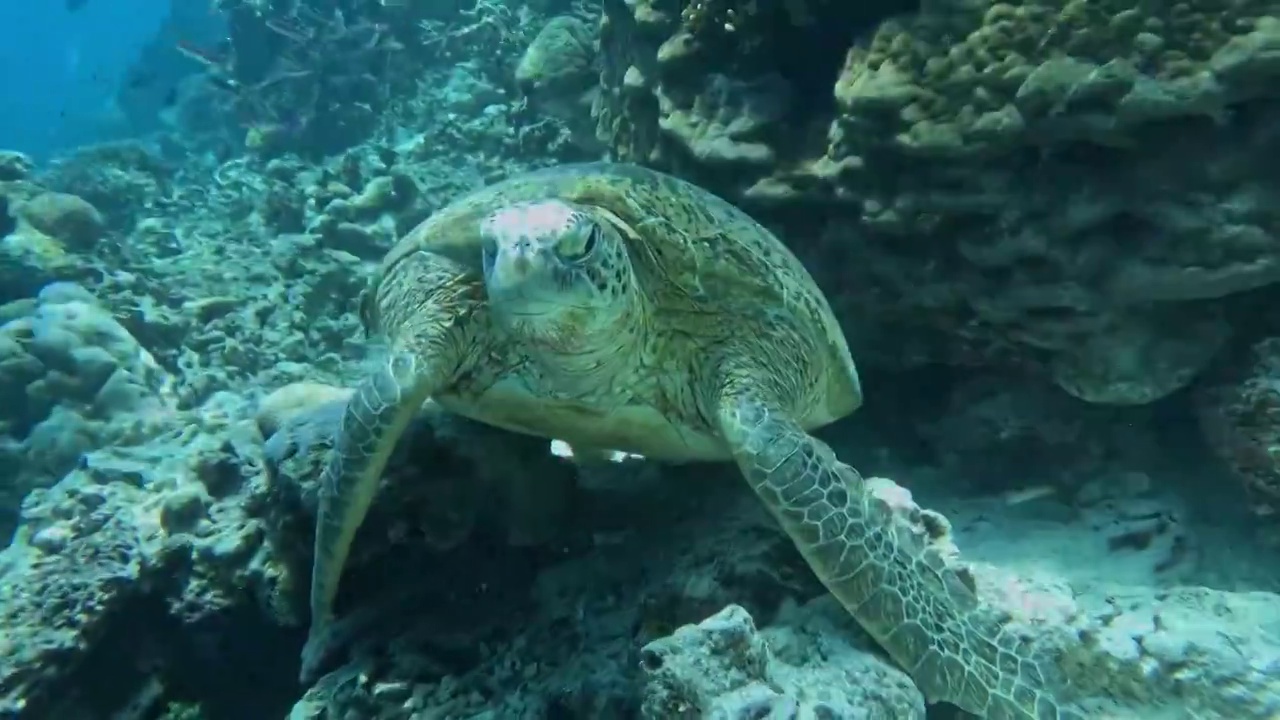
[301,351,438,680]
[302,249,479,682]
[716,394,1083,720]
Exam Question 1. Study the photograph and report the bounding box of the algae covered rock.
[0,283,177,541]
[256,381,354,442]
[639,603,925,719]
[0,182,103,303]
[0,151,32,182]
[835,0,1278,153]
[516,13,601,134]
[15,191,106,251]
[37,140,172,231]
[0,405,302,719]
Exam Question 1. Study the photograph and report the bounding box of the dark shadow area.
[926,702,970,719]
[769,0,921,123]
[304,525,565,681]
[835,362,966,469]
[161,599,304,719]
[0,194,15,240]
[65,590,301,719]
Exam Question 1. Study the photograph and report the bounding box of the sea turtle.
[303,162,1076,719]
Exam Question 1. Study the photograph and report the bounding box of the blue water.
[0,0,171,161]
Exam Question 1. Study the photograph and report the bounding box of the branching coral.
[191,0,571,156]
[418,0,532,62]
[193,0,412,156]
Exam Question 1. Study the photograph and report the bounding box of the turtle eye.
[560,223,600,262]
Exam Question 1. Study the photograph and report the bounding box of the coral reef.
[0,0,1279,718]
[516,15,599,109]
[838,4,1278,153]
[37,141,174,232]
[15,192,106,251]
[0,283,177,540]
[516,14,603,151]
[0,184,102,302]
[7,383,1276,718]
[638,603,925,717]
[594,0,1280,405]
[0,395,298,718]
[0,152,34,182]
[1196,336,1280,544]
[187,0,587,157]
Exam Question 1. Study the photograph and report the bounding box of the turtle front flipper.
[302,351,440,680]
[716,393,1083,720]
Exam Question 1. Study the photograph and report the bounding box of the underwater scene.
[1,0,1280,718]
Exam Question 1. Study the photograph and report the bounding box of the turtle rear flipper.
[716,392,1083,720]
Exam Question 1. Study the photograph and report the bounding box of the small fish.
[66,0,88,11]
[174,39,224,68]
[264,16,310,43]
[208,75,240,93]
[175,40,241,92]
[1001,485,1056,506]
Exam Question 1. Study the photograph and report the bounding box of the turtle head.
[479,199,641,354]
